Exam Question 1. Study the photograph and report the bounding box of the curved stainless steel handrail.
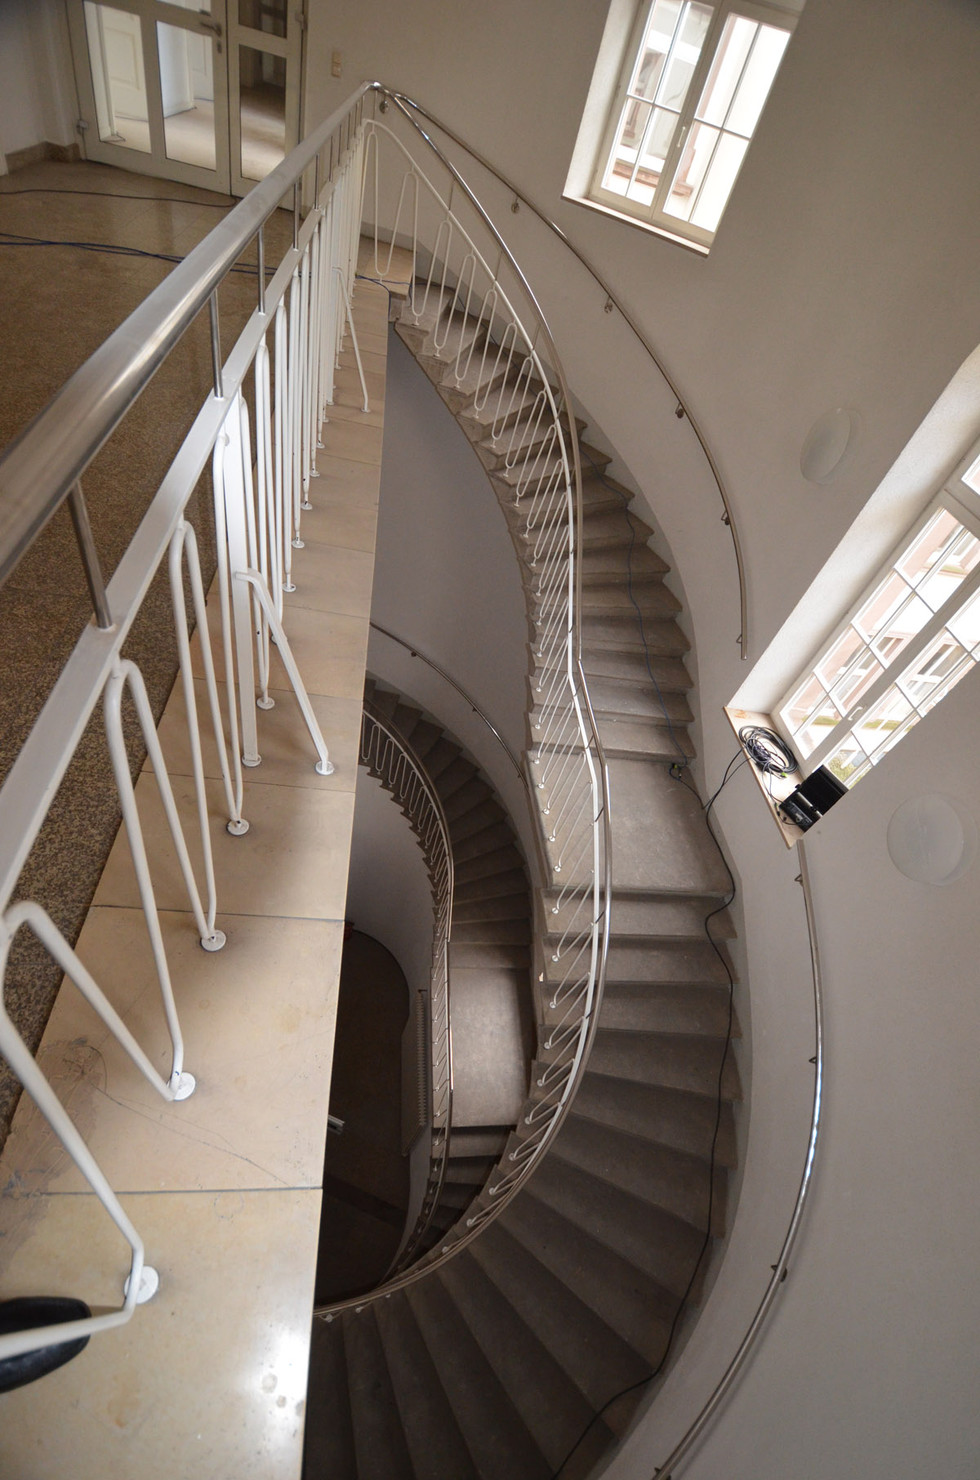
[359,700,455,1270]
[316,92,613,1321]
[372,86,749,661]
[369,620,527,788]
[0,84,373,586]
[651,841,824,1477]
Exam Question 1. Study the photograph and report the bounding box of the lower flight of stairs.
[303,287,742,1479]
[362,676,534,1258]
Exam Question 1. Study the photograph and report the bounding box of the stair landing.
[0,282,388,1479]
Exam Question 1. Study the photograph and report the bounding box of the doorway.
[67,0,302,197]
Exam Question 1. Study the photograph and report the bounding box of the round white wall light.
[801,407,854,484]
[886,793,978,885]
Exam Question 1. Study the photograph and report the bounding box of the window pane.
[855,571,921,645]
[632,106,679,200]
[690,129,748,230]
[917,525,980,611]
[853,687,914,760]
[897,631,969,708]
[946,584,980,651]
[630,0,682,100]
[796,693,843,757]
[726,23,789,135]
[898,508,964,591]
[830,646,884,714]
[781,672,825,737]
[816,626,864,689]
[239,44,286,182]
[239,0,287,38]
[962,452,980,494]
[159,22,217,171]
[825,737,872,788]
[697,14,756,126]
[658,1,713,110]
[83,2,151,152]
[604,98,652,194]
[664,120,718,221]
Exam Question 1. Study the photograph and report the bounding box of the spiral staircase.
[303,284,741,1479]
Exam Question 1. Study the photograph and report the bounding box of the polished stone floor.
[0,159,388,1478]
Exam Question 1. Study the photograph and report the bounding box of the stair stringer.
[304,289,745,1480]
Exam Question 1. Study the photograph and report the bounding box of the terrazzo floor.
[0,156,390,1475]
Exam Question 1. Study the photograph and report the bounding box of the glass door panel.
[238,44,286,182]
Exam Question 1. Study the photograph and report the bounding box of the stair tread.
[303,1319,357,1478]
[587,1025,741,1101]
[374,1294,481,1480]
[406,1276,552,1480]
[343,1306,415,1478]
[439,1250,614,1473]
[574,1069,738,1166]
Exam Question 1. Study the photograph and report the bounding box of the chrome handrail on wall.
[650,841,824,1477]
[359,701,454,1270]
[368,620,528,789]
[374,87,749,661]
[0,84,373,1365]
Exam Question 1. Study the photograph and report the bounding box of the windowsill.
[561,190,711,257]
[724,705,806,849]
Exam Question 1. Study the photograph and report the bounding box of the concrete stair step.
[452,819,516,863]
[587,1026,741,1102]
[443,778,494,822]
[528,1150,708,1298]
[585,675,694,722]
[580,613,690,655]
[454,844,526,887]
[471,1219,651,1432]
[303,1317,358,1478]
[373,1294,481,1480]
[343,1305,415,1479]
[543,978,733,1041]
[396,716,445,760]
[602,938,731,986]
[593,714,696,763]
[579,582,681,619]
[432,755,478,799]
[542,887,734,939]
[390,700,426,741]
[450,941,529,972]
[454,889,530,923]
[453,866,528,902]
[580,505,656,548]
[580,647,692,692]
[448,1126,511,1159]
[580,545,670,581]
[500,1189,676,1368]
[448,797,508,843]
[420,735,465,780]
[574,1070,737,1167]
[607,758,731,894]
[453,916,531,947]
[443,1154,497,1183]
[406,1276,551,1480]
[363,682,400,721]
[439,1250,614,1477]
[552,1112,727,1236]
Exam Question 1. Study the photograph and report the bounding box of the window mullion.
[650,1,726,221]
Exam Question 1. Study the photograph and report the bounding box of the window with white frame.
[590,0,798,248]
[777,451,980,788]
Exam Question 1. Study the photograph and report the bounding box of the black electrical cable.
[737,724,797,778]
[0,185,233,207]
[0,228,265,277]
[550,751,745,1480]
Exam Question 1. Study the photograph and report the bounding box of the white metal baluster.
[273,301,293,599]
[332,267,370,413]
[253,341,276,701]
[214,410,260,768]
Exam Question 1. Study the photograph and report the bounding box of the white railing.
[0,86,374,1365]
[358,702,454,1271]
[316,97,612,1319]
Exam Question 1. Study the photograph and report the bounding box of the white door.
[69,0,302,197]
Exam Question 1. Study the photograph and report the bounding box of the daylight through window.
[777,453,980,788]
[590,0,797,247]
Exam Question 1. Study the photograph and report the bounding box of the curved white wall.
[304,2,980,1471]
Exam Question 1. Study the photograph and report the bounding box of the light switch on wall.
[331,50,343,77]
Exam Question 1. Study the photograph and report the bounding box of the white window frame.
[587,0,798,250]
[775,450,980,789]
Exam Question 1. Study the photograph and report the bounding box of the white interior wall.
[345,765,434,1001]
[307,2,980,1473]
[368,332,534,861]
[0,0,78,162]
